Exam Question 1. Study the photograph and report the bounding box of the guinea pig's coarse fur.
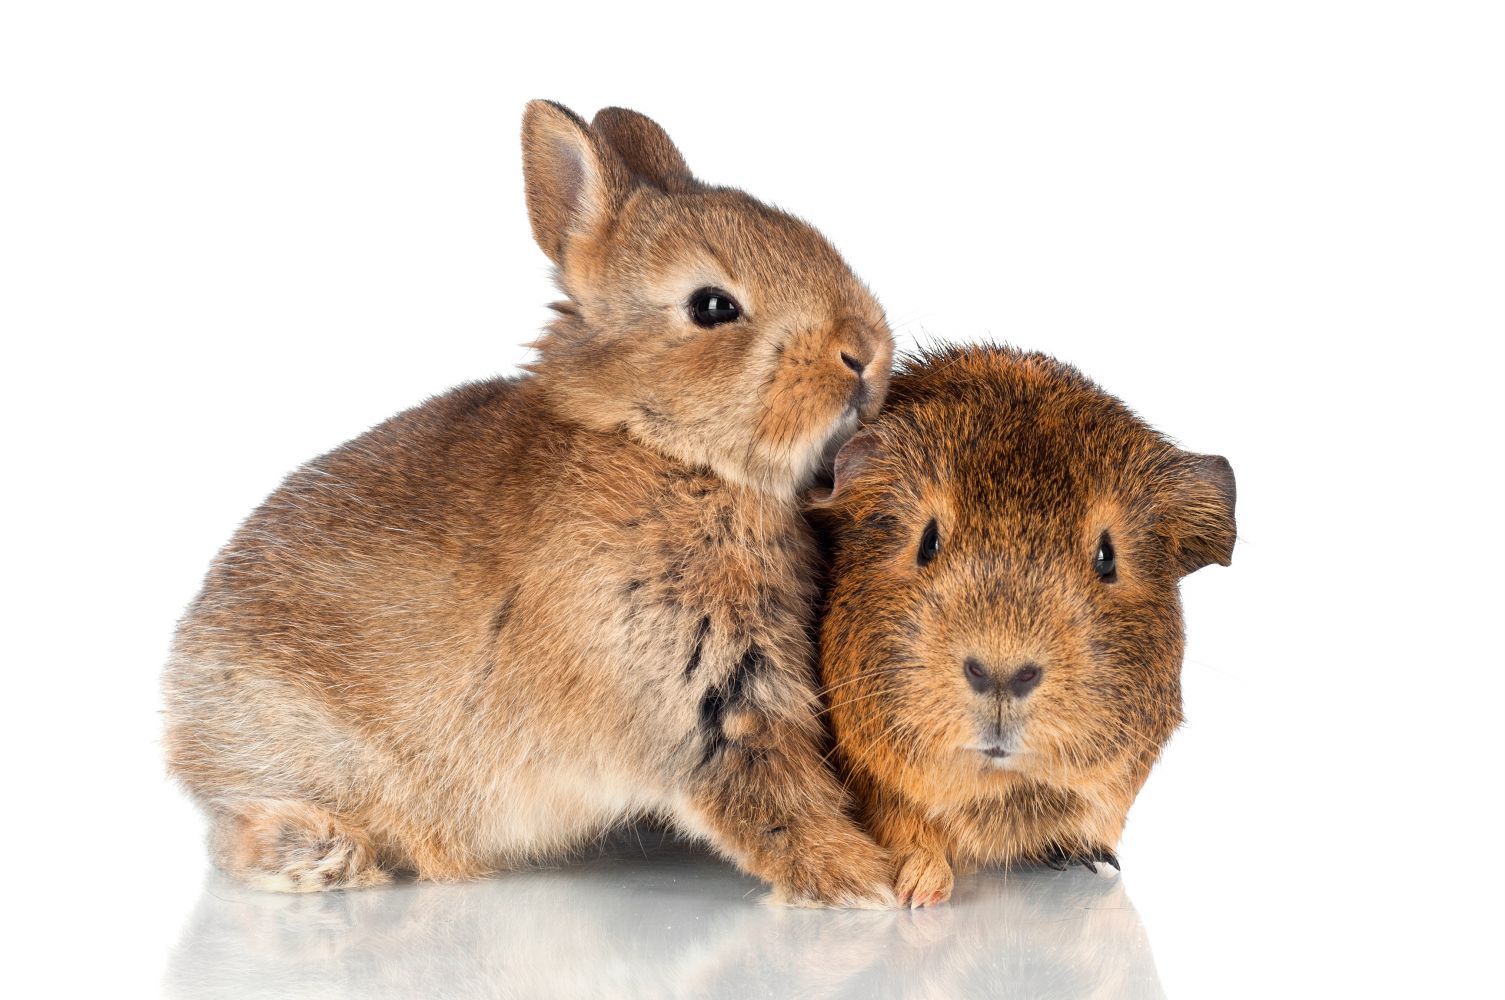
[162,101,897,905]
[813,345,1235,907]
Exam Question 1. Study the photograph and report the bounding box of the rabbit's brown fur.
[163,101,895,905]
[814,345,1234,906]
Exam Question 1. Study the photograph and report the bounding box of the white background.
[4,2,1502,997]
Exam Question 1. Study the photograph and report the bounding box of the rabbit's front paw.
[773,826,895,909]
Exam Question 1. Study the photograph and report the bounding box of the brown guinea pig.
[812,344,1235,907]
[162,100,896,906]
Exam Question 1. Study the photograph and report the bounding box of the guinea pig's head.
[814,346,1235,796]
[520,101,892,497]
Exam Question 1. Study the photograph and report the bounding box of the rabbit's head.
[522,101,892,497]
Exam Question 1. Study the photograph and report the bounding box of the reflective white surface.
[164,829,1163,1000]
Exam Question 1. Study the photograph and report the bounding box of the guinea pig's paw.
[894,847,954,909]
[1040,843,1120,877]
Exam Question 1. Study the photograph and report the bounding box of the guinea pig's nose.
[963,657,992,694]
[1008,663,1044,698]
[963,658,1045,698]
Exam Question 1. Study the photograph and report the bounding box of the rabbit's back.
[163,376,580,868]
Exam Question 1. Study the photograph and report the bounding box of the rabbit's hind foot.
[209,798,391,893]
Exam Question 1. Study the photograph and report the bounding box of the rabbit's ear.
[522,100,628,266]
[591,107,695,191]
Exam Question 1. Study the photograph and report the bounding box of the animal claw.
[1038,843,1117,874]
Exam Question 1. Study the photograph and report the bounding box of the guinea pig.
[811,344,1235,907]
[162,100,896,906]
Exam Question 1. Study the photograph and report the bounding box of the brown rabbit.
[812,345,1234,907]
[162,100,896,906]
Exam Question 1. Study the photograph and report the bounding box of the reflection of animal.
[164,828,1165,1000]
[162,100,895,905]
[814,346,1235,906]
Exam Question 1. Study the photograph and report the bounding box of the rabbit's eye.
[1094,532,1117,582]
[688,288,741,328]
[917,519,941,567]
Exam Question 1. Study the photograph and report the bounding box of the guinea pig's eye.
[917,519,941,567]
[688,287,741,328]
[1094,532,1118,583]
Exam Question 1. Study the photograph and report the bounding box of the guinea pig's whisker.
[1089,719,1161,758]
[823,688,912,717]
[817,722,894,771]
[1106,728,1157,756]
[825,713,918,771]
[812,673,921,703]
[813,665,924,699]
[834,714,945,782]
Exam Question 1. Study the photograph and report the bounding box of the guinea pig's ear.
[521,100,630,266]
[1158,451,1237,575]
[591,107,695,192]
[806,428,885,510]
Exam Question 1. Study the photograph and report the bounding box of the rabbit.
[162,100,896,906]
[810,344,1235,907]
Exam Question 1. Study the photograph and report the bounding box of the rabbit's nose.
[838,338,877,377]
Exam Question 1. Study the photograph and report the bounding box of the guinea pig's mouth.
[966,729,1026,768]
